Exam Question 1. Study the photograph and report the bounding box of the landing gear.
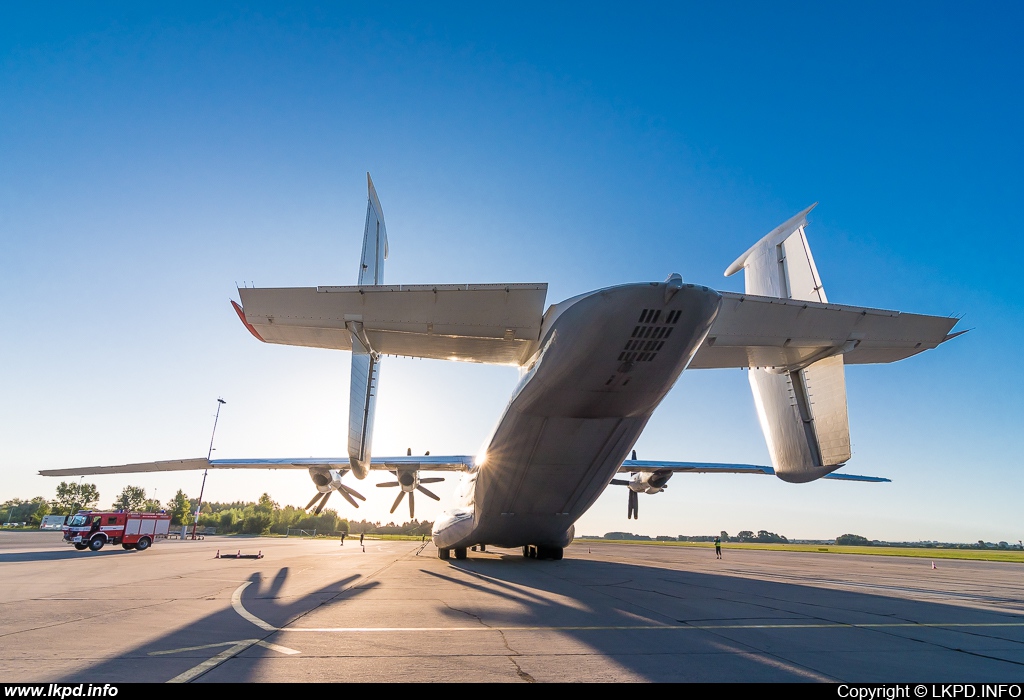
[523,545,562,560]
[538,546,563,560]
[438,548,450,560]
[454,548,467,560]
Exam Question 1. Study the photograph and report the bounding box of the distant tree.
[836,534,870,546]
[142,498,163,512]
[755,530,789,543]
[169,490,191,525]
[1,497,51,525]
[113,486,147,511]
[256,493,278,515]
[977,540,987,549]
[737,530,755,541]
[51,482,100,515]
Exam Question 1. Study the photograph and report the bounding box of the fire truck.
[62,511,171,552]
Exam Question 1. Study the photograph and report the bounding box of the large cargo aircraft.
[42,175,962,561]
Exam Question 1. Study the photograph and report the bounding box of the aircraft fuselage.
[432,279,722,550]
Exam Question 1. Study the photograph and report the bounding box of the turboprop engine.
[304,467,366,514]
[610,451,672,520]
[375,450,444,519]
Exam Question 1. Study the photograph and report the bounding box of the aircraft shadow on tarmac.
[58,553,1024,683]
[0,548,139,563]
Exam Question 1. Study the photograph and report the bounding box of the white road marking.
[232,580,278,631]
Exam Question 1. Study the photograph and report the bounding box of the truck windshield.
[67,515,90,526]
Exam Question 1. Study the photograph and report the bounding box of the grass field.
[579,538,1024,563]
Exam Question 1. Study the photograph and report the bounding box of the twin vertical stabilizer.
[347,173,388,479]
[726,205,852,483]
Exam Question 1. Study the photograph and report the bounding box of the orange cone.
[931,561,937,570]
[215,549,220,559]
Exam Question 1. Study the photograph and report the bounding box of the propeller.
[376,456,444,519]
[304,483,365,515]
[611,449,641,519]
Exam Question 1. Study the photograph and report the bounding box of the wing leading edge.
[38,455,476,477]
[617,460,890,483]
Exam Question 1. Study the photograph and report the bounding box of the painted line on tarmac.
[273,622,1024,633]
[232,580,279,631]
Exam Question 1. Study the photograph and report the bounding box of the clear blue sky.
[2,3,1021,542]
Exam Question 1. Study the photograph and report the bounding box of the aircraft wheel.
[438,548,450,560]
[454,548,467,560]
[88,536,105,552]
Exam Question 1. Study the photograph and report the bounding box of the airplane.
[41,174,962,561]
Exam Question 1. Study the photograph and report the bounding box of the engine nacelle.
[628,469,672,494]
[308,467,345,493]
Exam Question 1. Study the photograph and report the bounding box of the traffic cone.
[931,561,937,570]
[257,551,263,559]
[237,550,241,558]
[215,549,220,559]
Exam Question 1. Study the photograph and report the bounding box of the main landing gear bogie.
[522,544,563,560]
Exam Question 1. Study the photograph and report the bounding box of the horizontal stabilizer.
[235,283,548,365]
[617,460,889,482]
[690,292,959,370]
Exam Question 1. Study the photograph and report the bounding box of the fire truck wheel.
[121,543,136,550]
[74,544,88,550]
[136,537,151,551]
[88,537,105,552]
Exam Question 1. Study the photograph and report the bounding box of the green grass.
[578,538,1024,563]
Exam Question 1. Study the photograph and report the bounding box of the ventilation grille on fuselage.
[617,308,682,363]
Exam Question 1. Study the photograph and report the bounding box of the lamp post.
[191,398,226,540]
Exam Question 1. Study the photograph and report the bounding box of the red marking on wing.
[231,300,266,342]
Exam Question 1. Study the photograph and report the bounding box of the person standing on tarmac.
[714,536,722,559]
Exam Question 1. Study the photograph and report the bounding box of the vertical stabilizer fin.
[348,174,388,478]
[730,206,852,483]
[359,172,388,285]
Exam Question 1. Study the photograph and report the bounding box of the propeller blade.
[390,491,406,514]
[376,482,400,488]
[305,492,325,510]
[610,479,629,486]
[340,484,366,501]
[313,490,332,515]
[416,484,441,501]
[418,477,445,484]
[336,487,359,508]
[408,490,415,519]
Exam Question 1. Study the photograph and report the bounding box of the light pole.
[191,398,226,540]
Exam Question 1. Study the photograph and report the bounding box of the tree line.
[2,481,432,538]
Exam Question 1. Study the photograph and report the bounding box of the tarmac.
[1,530,1023,683]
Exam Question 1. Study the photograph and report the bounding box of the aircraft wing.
[38,455,477,477]
[233,283,548,366]
[617,460,890,482]
[689,291,962,370]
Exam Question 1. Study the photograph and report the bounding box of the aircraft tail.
[347,173,388,478]
[726,205,851,483]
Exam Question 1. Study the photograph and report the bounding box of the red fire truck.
[62,511,171,552]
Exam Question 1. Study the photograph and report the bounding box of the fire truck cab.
[63,511,171,552]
